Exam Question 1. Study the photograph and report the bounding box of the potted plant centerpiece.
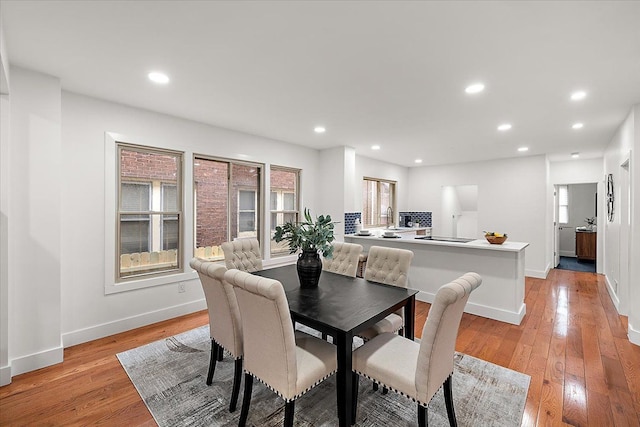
[274,208,335,288]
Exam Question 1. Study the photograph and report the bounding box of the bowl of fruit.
[484,232,508,245]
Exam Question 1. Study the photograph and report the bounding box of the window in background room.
[194,157,262,261]
[362,177,396,228]
[270,166,300,257]
[238,189,257,234]
[118,145,182,280]
[559,185,569,224]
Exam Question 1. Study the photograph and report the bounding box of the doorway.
[555,183,597,273]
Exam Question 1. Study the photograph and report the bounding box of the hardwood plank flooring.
[1,269,639,426]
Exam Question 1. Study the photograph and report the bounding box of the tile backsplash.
[344,211,432,234]
[344,212,362,235]
[399,211,432,227]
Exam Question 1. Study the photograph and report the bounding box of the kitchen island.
[345,233,529,325]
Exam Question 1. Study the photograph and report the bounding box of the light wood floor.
[1,269,639,426]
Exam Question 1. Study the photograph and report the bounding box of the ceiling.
[2,1,640,167]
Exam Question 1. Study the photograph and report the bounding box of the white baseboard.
[604,275,621,313]
[62,299,207,348]
[10,345,63,377]
[628,324,640,347]
[0,364,11,386]
[416,291,526,325]
[525,267,549,279]
[559,251,575,257]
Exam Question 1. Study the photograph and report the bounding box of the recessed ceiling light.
[571,152,580,158]
[148,72,170,84]
[414,159,423,164]
[497,123,512,131]
[314,126,326,133]
[371,145,381,150]
[518,147,529,152]
[571,91,587,101]
[465,83,485,94]
[572,123,584,129]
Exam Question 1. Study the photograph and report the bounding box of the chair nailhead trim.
[215,342,242,360]
[352,369,453,408]
[245,369,337,403]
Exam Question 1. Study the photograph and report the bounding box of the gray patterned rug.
[117,326,529,426]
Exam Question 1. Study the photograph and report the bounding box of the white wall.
[3,67,324,380]
[318,146,351,240]
[0,16,10,385]
[630,104,640,346]
[407,155,549,278]
[569,184,597,225]
[59,91,322,347]
[550,158,604,184]
[8,67,63,377]
[603,105,639,346]
[603,111,633,314]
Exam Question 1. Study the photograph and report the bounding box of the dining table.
[253,264,418,427]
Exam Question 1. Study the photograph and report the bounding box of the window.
[120,182,151,254]
[238,189,257,234]
[118,145,182,280]
[558,185,569,224]
[270,167,300,257]
[362,177,396,228]
[194,157,262,260]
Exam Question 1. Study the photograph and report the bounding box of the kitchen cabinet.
[576,231,596,261]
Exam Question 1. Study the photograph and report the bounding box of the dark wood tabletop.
[253,264,418,427]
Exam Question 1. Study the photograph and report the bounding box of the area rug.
[117,326,530,426]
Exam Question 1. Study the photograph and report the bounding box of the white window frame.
[104,132,195,295]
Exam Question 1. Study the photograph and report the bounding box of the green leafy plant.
[274,208,335,258]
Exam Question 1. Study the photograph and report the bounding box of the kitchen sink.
[415,236,474,243]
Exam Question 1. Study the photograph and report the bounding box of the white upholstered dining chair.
[351,272,482,427]
[322,241,363,278]
[189,258,243,412]
[357,245,414,341]
[224,269,338,427]
[221,238,263,272]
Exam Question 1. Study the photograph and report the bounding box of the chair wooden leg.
[372,382,379,391]
[443,375,457,427]
[217,344,224,361]
[207,340,218,385]
[284,400,295,427]
[351,373,359,425]
[229,358,243,412]
[382,386,388,394]
[239,373,253,427]
[418,404,428,427]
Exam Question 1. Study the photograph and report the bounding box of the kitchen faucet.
[386,206,394,228]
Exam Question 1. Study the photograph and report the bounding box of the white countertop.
[346,233,529,252]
